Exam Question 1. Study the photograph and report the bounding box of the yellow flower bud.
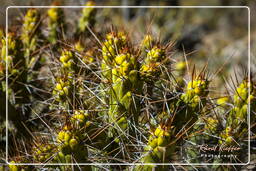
[58,131,65,142]
[154,127,162,137]
[63,87,69,95]
[85,121,91,127]
[194,87,201,94]
[64,132,71,142]
[56,83,62,90]
[48,8,58,21]
[157,136,166,146]
[149,139,158,148]
[69,138,78,149]
[226,136,232,144]
[141,35,153,49]
[217,97,229,106]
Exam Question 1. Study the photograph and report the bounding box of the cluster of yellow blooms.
[101,32,128,81]
[52,50,76,104]
[220,80,255,144]
[78,1,96,33]
[217,96,229,107]
[204,117,219,134]
[57,128,79,152]
[31,110,91,164]
[21,9,40,58]
[181,78,209,108]
[56,110,91,163]
[52,78,71,102]
[47,5,64,44]
[144,126,174,162]
[102,32,127,62]
[70,110,91,128]
[135,125,175,171]
[33,144,56,162]
[60,50,75,69]
[75,41,94,64]
[140,46,165,79]
[1,33,18,74]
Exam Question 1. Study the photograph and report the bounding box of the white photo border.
[6,5,251,166]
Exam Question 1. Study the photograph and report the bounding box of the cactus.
[8,161,33,171]
[100,31,143,149]
[140,46,165,80]
[33,143,57,163]
[75,41,95,64]
[171,77,209,132]
[0,33,31,117]
[136,125,175,171]
[51,50,77,109]
[21,9,40,61]
[47,2,65,44]
[220,79,255,145]
[77,1,96,34]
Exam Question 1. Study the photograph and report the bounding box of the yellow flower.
[48,8,58,21]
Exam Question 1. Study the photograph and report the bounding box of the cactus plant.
[47,2,65,44]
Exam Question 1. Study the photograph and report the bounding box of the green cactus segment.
[100,32,141,140]
[1,33,24,75]
[135,126,175,171]
[144,126,174,162]
[172,78,209,131]
[52,50,77,107]
[181,79,208,106]
[78,1,96,33]
[59,50,76,72]
[0,33,29,106]
[47,6,65,44]
[33,144,57,162]
[52,78,72,104]
[220,80,256,144]
[21,9,40,60]
[56,110,92,164]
